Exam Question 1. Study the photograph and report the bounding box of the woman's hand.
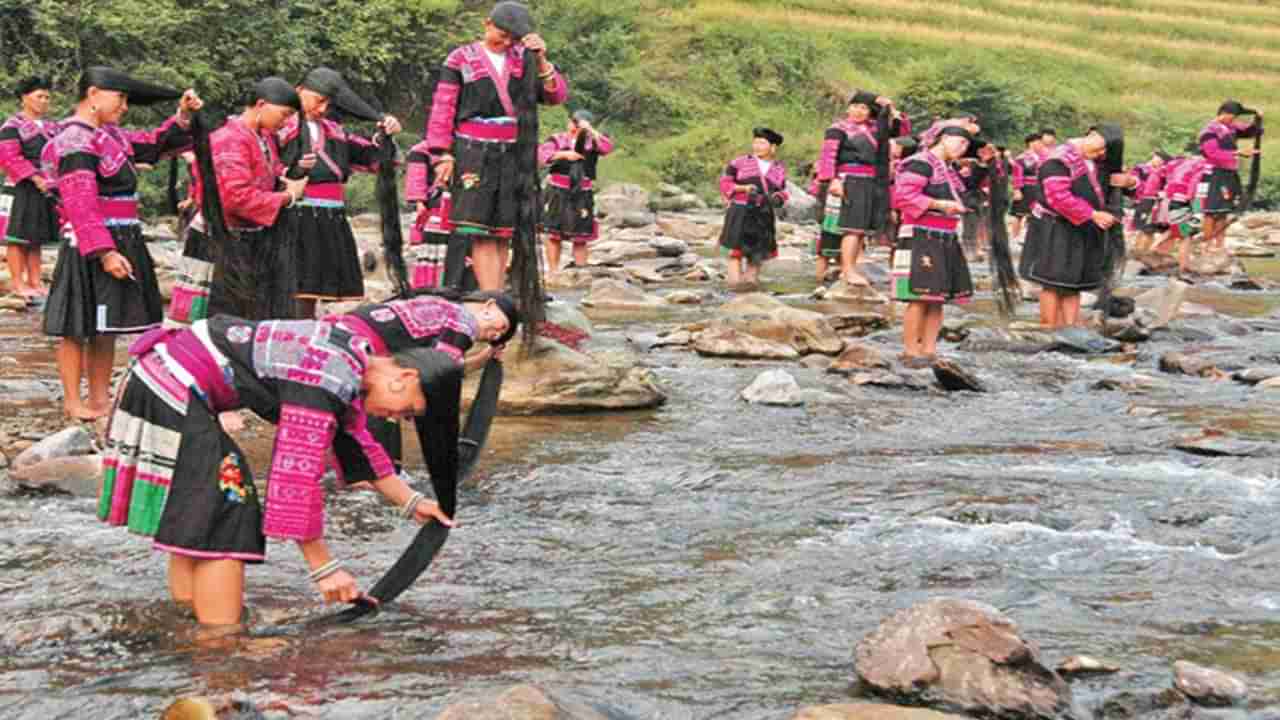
[828,182,843,198]
[32,176,49,193]
[522,33,547,56]
[1091,210,1118,229]
[101,250,134,280]
[378,115,402,136]
[434,156,455,186]
[315,569,362,604]
[555,150,584,162]
[937,200,967,216]
[178,90,203,119]
[411,498,456,527]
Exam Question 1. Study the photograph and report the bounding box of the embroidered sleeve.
[426,53,465,153]
[215,132,288,227]
[58,152,116,256]
[126,115,194,165]
[771,164,790,203]
[718,161,738,202]
[593,133,615,156]
[405,142,431,202]
[277,115,308,180]
[339,399,396,481]
[537,136,560,167]
[1040,160,1094,225]
[891,160,933,218]
[0,125,39,184]
[1199,135,1236,167]
[817,128,842,181]
[1010,159,1024,188]
[262,402,338,541]
[537,66,569,106]
[1235,119,1262,140]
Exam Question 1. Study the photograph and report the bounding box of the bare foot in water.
[218,411,245,434]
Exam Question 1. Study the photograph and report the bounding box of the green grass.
[586,0,1280,206]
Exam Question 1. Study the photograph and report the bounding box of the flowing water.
[2,254,1280,719]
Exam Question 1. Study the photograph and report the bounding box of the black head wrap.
[490,1,534,39]
[893,135,919,156]
[15,76,51,98]
[753,127,784,146]
[1039,127,1058,139]
[934,125,973,145]
[254,76,301,111]
[1024,132,1040,145]
[1155,149,1172,162]
[79,66,182,106]
[848,90,879,112]
[300,67,382,122]
[1218,100,1255,116]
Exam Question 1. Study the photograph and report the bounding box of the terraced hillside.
[591,0,1280,202]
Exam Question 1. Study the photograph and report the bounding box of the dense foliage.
[2,0,1277,211]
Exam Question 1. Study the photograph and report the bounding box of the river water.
[1,252,1279,719]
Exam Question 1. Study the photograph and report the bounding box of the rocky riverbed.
[1,187,1280,719]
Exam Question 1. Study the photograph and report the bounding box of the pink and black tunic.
[404,140,453,290]
[41,116,192,337]
[1128,162,1168,231]
[425,42,568,240]
[718,154,788,262]
[817,115,910,234]
[1009,150,1041,219]
[890,151,973,303]
[168,116,293,326]
[1024,143,1106,291]
[330,295,478,480]
[1198,118,1260,214]
[279,115,384,303]
[0,113,60,245]
[99,316,400,561]
[538,130,613,243]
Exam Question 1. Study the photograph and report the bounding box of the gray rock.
[483,339,666,415]
[717,293,844,355]
[1133,279,1189,329]
[650,192,702,212]
[652,330,691,348]
[828,343,892,374]
[817,280,890,305]
[618,210,657,228]
[932,360,986,392]
[655,182,685,198]
[581,279,666,311]
[850,371,924,390]
[595,183,651,220]
[1103,317,1151,343]
[1094,689,1189,720]
[663,290,704,305]
[1159,352,1220,377]
[436,684,607,720]
[1175,433,1270,457]
[1172,660,1247,706]
[783,181,818,221]
[1261,376,1280,390]
[656,216,717,242]
[1050,327,1121,354]
[590,239,659,265]
[14,426,95,469]
[692,327,799,360]
[854,598,1074,719]
[649,236,689,257]
[0,379,59,402]
[828,312,891,337]
[790,703,968,719]
[1232,366,1280,385]
[740,370,804,406]
[7,455,103,497]
[1057,655,1121,678]
[799,354,834,370]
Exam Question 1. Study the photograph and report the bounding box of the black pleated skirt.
[892,226,973,303]
[287,203,365,302]
[1024,217,1105,291]
[542,185,597,241]
[43,224,163,337]
[719,202,777,263]
[836,175,887,233]
[3,180,59,246]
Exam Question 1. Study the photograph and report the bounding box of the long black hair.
[509,46,547,350]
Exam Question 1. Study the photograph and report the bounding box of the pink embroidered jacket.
[538,130,613,190]
[204,116,289,230]
[1198,118,1260,171]
[1038,143,1104,226]
[719,155,789,205]
[0,113,59,186]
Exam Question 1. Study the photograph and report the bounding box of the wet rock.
[1050,327,1121,354]
[716,293,844,354]
[590,239,659,265]
[1133,279,1189,329]
[932,359,985,392]
[799,354,834,370]
[854,598,1074,719]
[828,343,892,374]
[1260,376,1280,390]
[0,296,27,312]
[160,697,221,720]
[664,290,704,305]
[958,327,1056,355]
[581,279,666,311]
[1132,251,1178,276]
[741,369,804,406]
[693,327,799,360]
[851,371,928,390]
[816,280,889,304]
[652,329,691,348]
[14,426,95,469]
[1187,250,1238,276]
[1104,317,1151,343]
[1174,432,1269,457]
[544,268,594,290]
[684,263,720,282]
[1091,374,1166,394]
[595,183,651,221]
[828,312,891,337]
[1172,660,1247,707]
[1233,367,1280,385]
[783,181,818,220]
[1094,689,1189,720]
[489,339,665,414]
[7,455,102,497]
[1057,655,1121,678]
[657,216,717,242]
[650,192,704,212]
[1231,244,1275,258]
[0,379,60,402]
[1158,352,1220,378]
[790,704,967,719]
[650,236,689,257]
[436,684,607,720]
[1243,212,1280,230]
[618,210,657,228]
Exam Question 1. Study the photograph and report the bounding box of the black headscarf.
[78,66,182,106]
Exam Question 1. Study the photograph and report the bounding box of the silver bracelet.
[309,559,344,583]
[400,491,424,521]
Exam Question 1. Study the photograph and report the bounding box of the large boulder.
[595,183,651,221]
[436,685,607,720]
[791,705,967,720]
[581,279,667,311]
[6,455,103,497]
[854,598,1075,719]
[828,343,892,374]
[715,293,845,355]
[741,369,804,406]
[783,180,819,221]
[590,239,659,265]
[488,338,666,415]
[692,326,800,360]
[1172,660,1248,707]
[657,216,718,243]
[14,426,95,469]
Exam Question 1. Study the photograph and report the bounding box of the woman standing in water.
[0,76,60,302]
[42,67,200,420]
[718,127,788,288]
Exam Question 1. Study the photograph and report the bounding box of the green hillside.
[4,0,1278,208]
